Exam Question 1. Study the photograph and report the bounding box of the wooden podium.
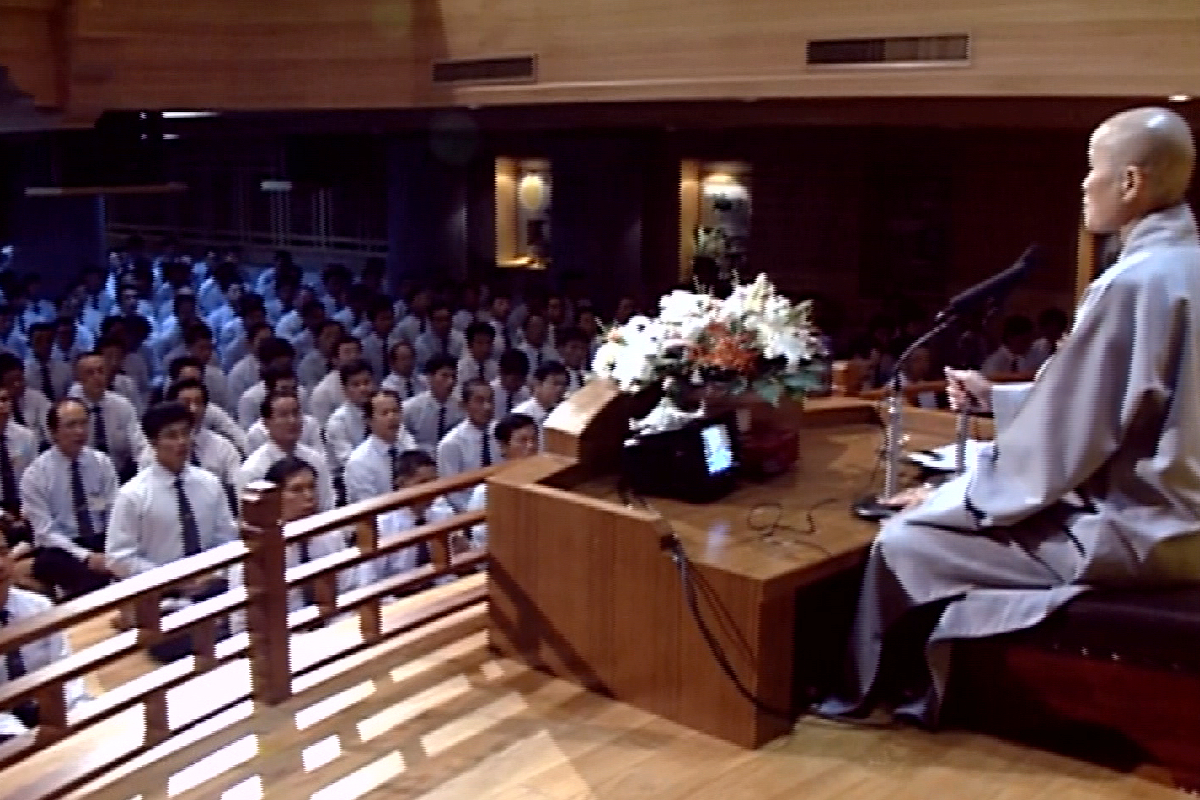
[485,381,988,748]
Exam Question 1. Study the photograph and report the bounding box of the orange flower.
[689,322,761,375]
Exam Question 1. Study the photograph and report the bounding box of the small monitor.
[621,412,740,504]
[700,422,734,476]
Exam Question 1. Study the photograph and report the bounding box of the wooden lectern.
[486,380,986,748]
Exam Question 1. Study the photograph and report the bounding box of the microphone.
[935,245,1041,323]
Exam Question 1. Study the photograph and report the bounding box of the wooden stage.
[62,602,1186,800]
[43,398,1182,800]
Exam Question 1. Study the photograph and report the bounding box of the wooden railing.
[0,464,500,800]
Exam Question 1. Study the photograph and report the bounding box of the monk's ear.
[1121,165,1146,202]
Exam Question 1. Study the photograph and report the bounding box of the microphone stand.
[852,312,959,521]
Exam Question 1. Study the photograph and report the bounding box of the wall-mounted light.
[1169,94,1193,103]
[518,172,549,213]
[161,110,219,119]
[260,180,293,193]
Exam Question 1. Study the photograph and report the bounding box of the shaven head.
[1083,107,1196,234]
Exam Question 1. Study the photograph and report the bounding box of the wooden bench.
[0,465,501,800]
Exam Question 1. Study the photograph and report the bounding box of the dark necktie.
[535,349,543,369]
[71,458,96,540]
[414,512,430,565]
[478,362,485,381]
[1010,356,1019,373]
[436,404,447,439]
[40,362,54,401]
[405,376,414,398]
[1,608,25,680]
[389,445,400,486]
[0,428,17,511]
[91,403,109,453]
[505,391,514,413]
[175,475,202,556]
[0,607,39,726]
[481,428,492,467]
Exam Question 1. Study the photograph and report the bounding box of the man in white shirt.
[68,352,149,481]
[219,293,267,374]
[980,314,1045,381]
[226,323,276,405]
[160,380,243,505]
[413,302,466,370]
[402,355,464,454]
[344,389,419,505]
[238,364,311,430]
[557,327,591,396]
[0,385,38,521]
[310,335,364,426]
[0,353,50,448]
[1029,307,1070,365]
[360,297,399,380]
[456,322,498,385]
[436,379,497,511]
[237,390,336,514]
[283,297,325,359]
[0,536,91,740]
[395,287,433,344]
[20,398,119,600]
[166,359,247,456]
[491,349,531,417]
[515,311,559,374]
[245,404,323,455]
[323,360,377,475]
[25,323,71,403]
[466,412,538,549]
[236,390,352,594]
[153,291,203,363]
[95,336,144,414]
[297,319,345,390]
[366,448,456,583]
[514,361,569,451]
[482,290,515,353]
[381,341,425,402]
[106,401,238,646]
[159,323,233,414]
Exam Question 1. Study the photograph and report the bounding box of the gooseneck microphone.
[936,244,1042,323]
[852,244,1040,521]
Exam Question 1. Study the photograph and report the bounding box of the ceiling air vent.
[806,35,970,67]
[432,55,537,85]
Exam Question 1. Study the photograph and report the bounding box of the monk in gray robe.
[819,106,1200,727]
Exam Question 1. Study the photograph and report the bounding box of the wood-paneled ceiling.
[1,0,1198,124]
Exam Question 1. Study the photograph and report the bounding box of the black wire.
[621,486,852,722]
[745,500,834,557]
[662,533,795,721]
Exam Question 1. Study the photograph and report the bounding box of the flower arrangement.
[592,273,828,414]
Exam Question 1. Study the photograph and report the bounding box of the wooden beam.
[23,182,187,197]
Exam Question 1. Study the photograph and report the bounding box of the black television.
[620,411,741,504]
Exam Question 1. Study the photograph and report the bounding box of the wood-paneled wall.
[2,0,1199,116]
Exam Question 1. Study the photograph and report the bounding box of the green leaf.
[754,380,783,406]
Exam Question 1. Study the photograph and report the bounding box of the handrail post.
[240,481,291,706]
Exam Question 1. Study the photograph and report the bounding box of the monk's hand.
[944,368,992,413]
[883,485,933,510]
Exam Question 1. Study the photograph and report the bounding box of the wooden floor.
[48,605,1187,800]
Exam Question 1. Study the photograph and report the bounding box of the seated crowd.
[0,239,607,740]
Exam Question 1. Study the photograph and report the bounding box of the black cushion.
[1008,585,1200,673]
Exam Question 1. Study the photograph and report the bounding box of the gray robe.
[822,203,1200,726]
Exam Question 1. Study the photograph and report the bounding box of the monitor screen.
[700,423,734,475]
